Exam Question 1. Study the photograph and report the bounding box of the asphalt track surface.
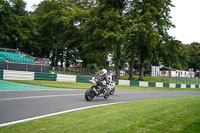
[0,89,200,126]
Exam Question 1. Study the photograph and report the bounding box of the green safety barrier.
[186,84,191,88]
[76,76,92,83]
[176,84,181,88]
[0,69,199,89]
[115,80,119,85]
[34,72,57,81]
[148,82,156,87]
[0,69,3,80]
[130,80,139,86]
[163,83,169,88]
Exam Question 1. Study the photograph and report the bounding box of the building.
[152,66,195,78]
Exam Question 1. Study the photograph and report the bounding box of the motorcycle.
[106,71,116,95]
[85,74,110,101]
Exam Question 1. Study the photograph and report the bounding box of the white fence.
[4,70,34,80]
[56,74,76,82]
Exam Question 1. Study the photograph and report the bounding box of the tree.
[0,0,13,47]
[130,0,174,80]
[99,0,127,79]
[33,0,81,67]
[188,42,200,71]
[159,39,183,69]
[0,0,38,53]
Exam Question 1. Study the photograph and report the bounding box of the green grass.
[120,75,169,83]
[120,76,200,85]
[1,97,200,133]
[8,80,91,89]
[9,80,200,91]
[166,77,200,85]
[49,71,95,76]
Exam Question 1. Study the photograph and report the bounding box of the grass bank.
[120,75,168,83]
[1,97,200,133]
[9,80,200,91]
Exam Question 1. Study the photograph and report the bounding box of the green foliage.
[1,0,200,79]
[0,0,38,54]
[188,42,200,71]
[128,0,174,80]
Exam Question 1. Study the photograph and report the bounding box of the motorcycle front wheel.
[104,94,109,99]
[85,88,96,101]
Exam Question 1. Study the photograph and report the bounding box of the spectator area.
[0,57,6,62]
[0,51,34,64]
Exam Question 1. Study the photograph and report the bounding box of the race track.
[0,88,200,126]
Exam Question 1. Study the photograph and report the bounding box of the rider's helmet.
[102,69,107,74]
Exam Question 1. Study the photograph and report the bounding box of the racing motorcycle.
[106,71,116,95]
[85,74,110,101]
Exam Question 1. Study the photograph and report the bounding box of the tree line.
[0,0,200,80]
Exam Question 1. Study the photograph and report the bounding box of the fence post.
[26,64,28,72]
[41,65,43,73]
[6,62,8,70]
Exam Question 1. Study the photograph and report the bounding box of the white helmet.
[102,69,107,74]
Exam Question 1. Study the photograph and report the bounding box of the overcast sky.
[25,0,200,44]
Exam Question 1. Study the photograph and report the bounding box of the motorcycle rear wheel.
[85,88,96,101]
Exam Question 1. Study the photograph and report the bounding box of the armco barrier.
[186,84,191,88]
[130,80,139,86]
[0,69,3,80]
[139,81,148,87]
[169,83,176,88]
[191,84,195,88]
[57,74,76,82]
[76,76,92,83]
[4,70,34,80]
[156,82,163,87]
[176,84,181,88]
[115,80,119,85]
[0,69,199,88]
[163,83,169,88]
[118,80,130,85]
[148,82,156,87]
[34,72,57,81]
[181,84,186,88]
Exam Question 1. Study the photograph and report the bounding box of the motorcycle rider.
[99,69,110,96]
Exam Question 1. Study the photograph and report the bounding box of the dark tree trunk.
[115,43,121,79]
[51,49,56,67]
[103,51,107,68]
[82,59,87,68]
[139,55,144,81]
[55,49,58,67]
[61,50,64,67]
[55,59,58,67]
[128,49,134,80]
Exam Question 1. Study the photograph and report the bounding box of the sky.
[24,0,200,44]
[168,0,200,44]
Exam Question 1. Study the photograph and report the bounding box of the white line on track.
[0,101,130,127]
[0,89,79,91]
[0,94,83,101]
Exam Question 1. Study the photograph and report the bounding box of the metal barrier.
[0,62,49,73]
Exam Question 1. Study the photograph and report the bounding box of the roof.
[160,67,171,71]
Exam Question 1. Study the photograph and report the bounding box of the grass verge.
[1,97,200,133]
[120,75,168,83]
[9,80,200,91]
